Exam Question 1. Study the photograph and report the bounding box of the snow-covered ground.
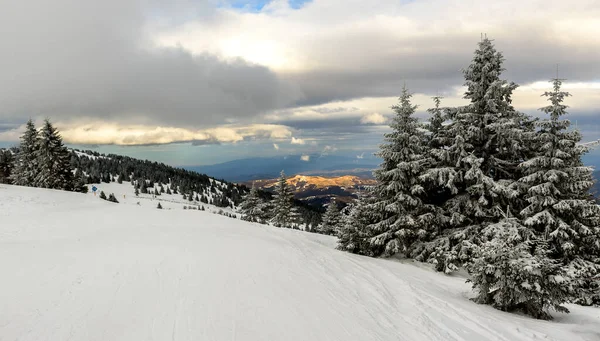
[84,180,236,215]
[1,184,599,341]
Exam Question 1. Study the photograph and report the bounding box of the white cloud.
[291,137,306,145]
[300,155,310,162]
[360,112,387,125]
[273,143,280,150]
[0,122,293,146]
[321,145,338,156]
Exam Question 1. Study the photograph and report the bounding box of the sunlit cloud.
[360,112,387,125]
[291,137,306,145]
[0,121,293,146]
[300,154,310,162]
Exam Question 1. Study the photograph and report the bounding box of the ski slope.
[1,185,599,341]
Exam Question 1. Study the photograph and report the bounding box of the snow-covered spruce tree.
[318,199,342,236]
[415,38,535,272]
[468,218,573,319]
[239,184,269,223]
[519,78,600,305]
[270,170,297,228]
[99,191,107,200]
[11,119,39,186]
[157,202,163,209]
[411,97,457,270]
[367,86,431,257]
[34,119,74,191]
[337,192,375,255]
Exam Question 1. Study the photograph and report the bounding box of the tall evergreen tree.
[239,184,269,223]
[318,199,342,236]
[270,170,297,228]
[367,86,431,257]
[518,78,600,305]
[11,119,39,186]
[34,119,74,190]
[416,37,534,271]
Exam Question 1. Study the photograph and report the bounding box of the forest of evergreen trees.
[240,37,600,319]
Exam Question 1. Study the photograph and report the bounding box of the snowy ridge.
[1,184,599,341]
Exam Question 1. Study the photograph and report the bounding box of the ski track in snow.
[1,184,599,341]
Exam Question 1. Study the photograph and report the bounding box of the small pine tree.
[135,187,140,197]
[337,193,374,255]
[318,199,342,235]
[99,191,107,200]
[166,187,172,195]
[468,219,573,320]
[239,185,269,223]
[108,193,119,203]
[0,149,14,184]
[157,202,163,209]
[270,170,298,228]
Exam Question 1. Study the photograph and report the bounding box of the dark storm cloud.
[282,30,600,107]
[0,0,301,127]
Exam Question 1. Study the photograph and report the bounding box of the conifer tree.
[34,119,74,191]
[157,202,163,209]
[0,149,14,184]
[367,86,430,257]
[108,193,119,203]
[11,119,39,186]
[468,218,573,319]
[426,95,446,149]
[518,78,600,305]
[239,184,268,223]
[99,191,107,200]
[270,170,297,228]
[318,199,342,235]
[416,37,534,271]
[337,193,374,255]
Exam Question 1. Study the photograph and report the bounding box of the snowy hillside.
[1,184,599,341]
[81,178,237,215]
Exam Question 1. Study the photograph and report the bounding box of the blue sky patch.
[225,0,312,12]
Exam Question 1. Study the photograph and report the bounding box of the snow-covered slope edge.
[1,184,598,341]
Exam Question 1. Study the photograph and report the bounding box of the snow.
[1,184,599,341]
[85,181,236,215]
[73,150,108,160]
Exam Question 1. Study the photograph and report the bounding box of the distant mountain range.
[186,154,380,183]
[246,174,377,208]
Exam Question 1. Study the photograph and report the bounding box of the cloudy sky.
[1,0,599,167]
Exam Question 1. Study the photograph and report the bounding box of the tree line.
[0,123,323,224]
